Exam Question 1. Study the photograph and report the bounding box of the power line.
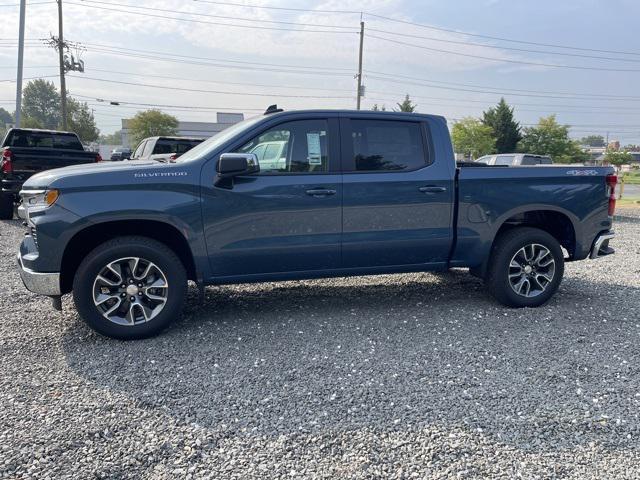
[365,70,640,100]
[364,73,640,102]
[86,67,353,93]
[82,45,355,77]
[192,0,361,15]
[366,27,640,64]
[363,12,640,57]
[80,0,355,30]
[79,41,353,72]
[67,75,355,99]
[366,33,640,73]
[67,2,359,34]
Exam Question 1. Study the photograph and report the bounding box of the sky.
[1,0,639,143]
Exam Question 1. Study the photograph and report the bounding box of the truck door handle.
[419,186,446,193]
[306,188,336,197]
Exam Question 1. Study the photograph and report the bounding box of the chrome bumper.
[590,231,615,259]
[17,253,61,296]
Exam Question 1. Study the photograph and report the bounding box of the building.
[120,112,244,148]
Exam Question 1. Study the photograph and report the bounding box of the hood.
[22,160,162,189]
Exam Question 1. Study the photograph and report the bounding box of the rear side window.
[494,155,515,166]
[6,131,83,150]
[153,139,203,155]
[522,155,552,165]
[350,120,427,171]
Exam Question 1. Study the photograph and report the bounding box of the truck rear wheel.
[0,193,13,219]
[72,236,187,339]
[486,227,564,308]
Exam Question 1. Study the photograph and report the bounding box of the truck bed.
[452,165,615,269]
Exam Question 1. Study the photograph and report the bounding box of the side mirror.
[215,153,259,187]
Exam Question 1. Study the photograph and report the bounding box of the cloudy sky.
[2,0,639,143]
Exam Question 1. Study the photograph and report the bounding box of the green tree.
[65,98,99,142]
[128,109,178,146]
[21,116,43,129]
[518,115,587,164]
[482,98,521,153]
[395,94,416,112]
[22,79,60,129]
[371,104,386,111]
[580,135,605,147]
[604,150,633,167]
[99,130,123,145]
[451,117,496,159]
[0,107,12,126]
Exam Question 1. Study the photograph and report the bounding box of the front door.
[340,116,454,268]
[201,117,342,279]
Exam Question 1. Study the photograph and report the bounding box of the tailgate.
[10,147,97,173]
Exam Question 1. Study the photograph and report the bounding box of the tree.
[518,115,588,164]
[100,130,123,145]
[395,94,416,113]
[0,107,12,126]
[580,135,605,147]
[451,117,496,159]
[371,104,386,111]
[604,150,633,167]
[65,98,99,142]
[128,110,178,146]
[482,98,521,153]
[22,79,60,129]
[21,116,43,129]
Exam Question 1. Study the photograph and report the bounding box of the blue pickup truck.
[16,109,617,339]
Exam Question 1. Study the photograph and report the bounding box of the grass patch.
[617,198,640,208]
[622,172,640,184]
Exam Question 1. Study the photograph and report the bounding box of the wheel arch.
[471,206,578,279]
[60,219,197,294]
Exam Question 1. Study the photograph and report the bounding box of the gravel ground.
[1,210,639,479]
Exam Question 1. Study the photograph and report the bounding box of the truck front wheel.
[72,236,187,339]
[486,227,564,308]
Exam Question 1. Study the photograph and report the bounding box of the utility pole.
[15,0,26,127]
[356,19,364,110]
[57,0,68,130]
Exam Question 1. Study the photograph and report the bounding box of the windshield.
[176,115,264,163]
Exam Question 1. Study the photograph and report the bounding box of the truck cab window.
[351,120,427,171]
[236,119,329,174]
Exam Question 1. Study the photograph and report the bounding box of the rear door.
[340,116,454,268]
[201,116,343,277]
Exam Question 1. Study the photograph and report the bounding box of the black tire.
[72,236,187,339]
[0,193,13,220]
[486,227,564,308]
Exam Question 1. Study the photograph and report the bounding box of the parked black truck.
[0,128,101,219]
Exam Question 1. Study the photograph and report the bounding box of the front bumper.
[590,231,615,259]
[17,252,61,296]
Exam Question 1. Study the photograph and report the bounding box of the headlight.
[20,189,59,209]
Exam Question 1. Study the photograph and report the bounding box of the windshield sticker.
[307,133,322,165]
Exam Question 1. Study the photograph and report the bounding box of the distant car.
[476,154,553,166]
[130,136,204,163]
[249,140,287,171]
[110,148,132,161]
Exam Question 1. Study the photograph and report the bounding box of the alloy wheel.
[92,257,169,325]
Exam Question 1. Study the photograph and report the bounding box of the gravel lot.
[1,210,639,479]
